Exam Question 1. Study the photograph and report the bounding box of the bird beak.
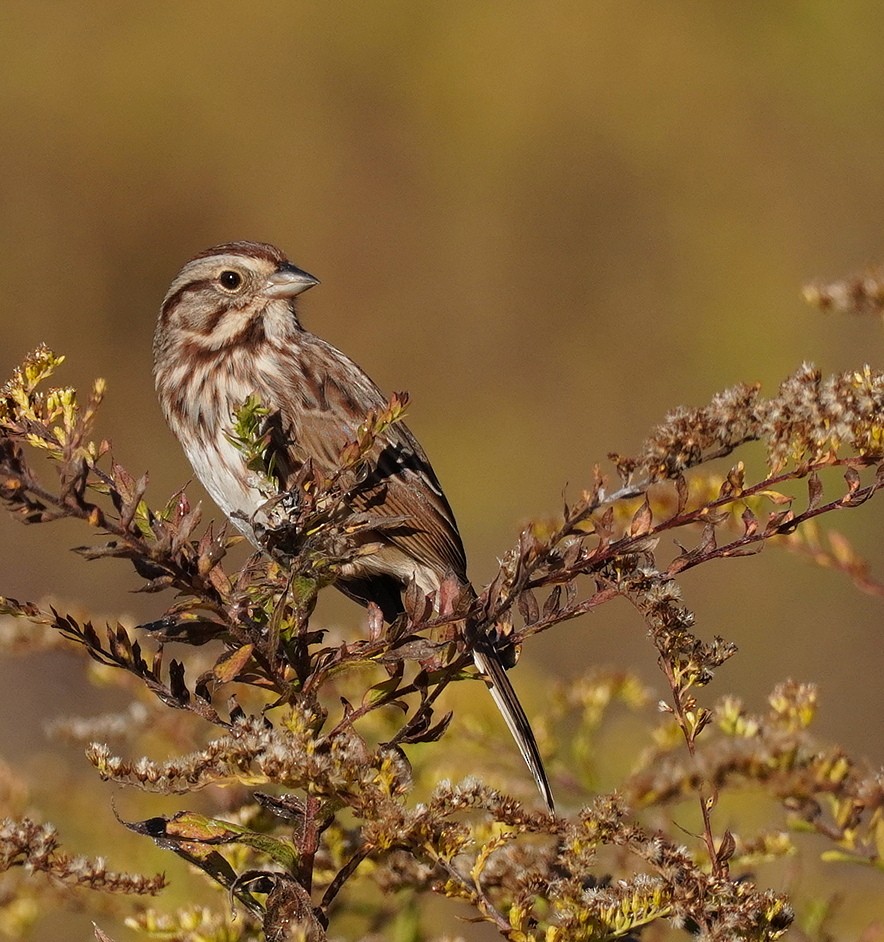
[263,264,320,299]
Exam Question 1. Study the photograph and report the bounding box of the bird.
[153,241,553,811]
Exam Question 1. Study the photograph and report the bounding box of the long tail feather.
[472,645,555,812]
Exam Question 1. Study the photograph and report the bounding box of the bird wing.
[269,335,468,583]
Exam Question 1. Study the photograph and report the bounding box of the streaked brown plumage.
[153,241,553,810]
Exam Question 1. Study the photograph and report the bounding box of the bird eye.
[218,270,243,291]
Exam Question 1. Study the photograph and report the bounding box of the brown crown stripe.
[192,241,288,265]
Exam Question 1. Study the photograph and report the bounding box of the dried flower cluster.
[804,265,884,316]
[0,325,882,941]
[620,362,884,480]
[0,816,164,895]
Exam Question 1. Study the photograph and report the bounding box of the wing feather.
[266,335,467,583]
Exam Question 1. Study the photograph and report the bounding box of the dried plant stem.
[3,342,884,939]
[658,653,725,879]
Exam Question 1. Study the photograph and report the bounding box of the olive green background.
[1,2,882,936]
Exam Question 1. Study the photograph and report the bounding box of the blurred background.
[1,1,883,936]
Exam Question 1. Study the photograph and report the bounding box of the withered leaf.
[807,470,823,511]
[253,792,306,823]
[517,589,540,626]
[120,813,263,918]
[398,709,453,745]
[761,489,793,507]
[675,473,689,514]
[542,585,562,619]
[717,829,736,865]
[213,644,254,684]
[377,638,447,662]
[366,601,384,642]
[436,572,462,617]
[168,659,190,704]
[765,509,795,534]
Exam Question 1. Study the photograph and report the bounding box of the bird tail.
[471,643,555,813]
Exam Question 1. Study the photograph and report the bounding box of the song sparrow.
[153,241,553,810]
